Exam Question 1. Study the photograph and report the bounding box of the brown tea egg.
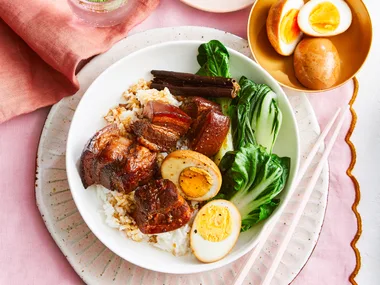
[266,0,304,56]
[161,150,222,201]
[293,38,340,90]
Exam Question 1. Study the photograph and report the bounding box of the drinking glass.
[67,0,134,27]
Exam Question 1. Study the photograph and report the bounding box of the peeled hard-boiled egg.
[190,200,241,263]
[294,38,340,89]
[267,0,304,56]
[161,150,222,201]
[298,0,352,37]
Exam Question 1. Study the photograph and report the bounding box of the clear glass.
[67,0,133,27]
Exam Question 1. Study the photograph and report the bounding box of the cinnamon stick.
[151,70,240,98]
[151,82,236,98]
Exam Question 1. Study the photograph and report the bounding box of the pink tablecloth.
[0,0,360,284]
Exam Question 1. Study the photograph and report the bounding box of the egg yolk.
[280,9,301,44]
[179,167,213,198]
[197,205,232,242]
[308,2,340,34]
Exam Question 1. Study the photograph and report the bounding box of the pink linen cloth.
[0,0,359,284]
[0,0,159,123]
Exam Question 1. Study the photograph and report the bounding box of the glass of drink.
[67,0,134,27]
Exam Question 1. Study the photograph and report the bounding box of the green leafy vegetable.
[241,199,279,230]
[232,77,283,153]
[218,144,290,231]
[196,40,231,78]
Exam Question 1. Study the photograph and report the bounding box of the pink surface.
[0,0,358,284]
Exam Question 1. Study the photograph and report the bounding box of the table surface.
[0,0,379,284]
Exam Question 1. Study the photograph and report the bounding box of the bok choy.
[196,40,231,78]
[232,76,282,153]
[218,143,290,231]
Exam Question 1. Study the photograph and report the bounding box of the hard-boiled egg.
[298,0,352,37]
[190,200,241,263]
[161,150,222,201]
[294,38,340,89]
[267,0,304,56]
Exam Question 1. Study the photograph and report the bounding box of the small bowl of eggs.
[247,0,372,91]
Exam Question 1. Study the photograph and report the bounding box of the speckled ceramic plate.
[35,26,329,285]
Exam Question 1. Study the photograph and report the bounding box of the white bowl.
[66,41,300,274]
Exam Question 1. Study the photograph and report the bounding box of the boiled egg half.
[298,0,352,37]
[267,0,304,56]
[190,200,241,263]
[161,150,222,201]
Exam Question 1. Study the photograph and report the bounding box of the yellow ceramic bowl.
[247,0,372,92]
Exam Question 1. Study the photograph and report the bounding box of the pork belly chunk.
[180,96,222,119]
[79,124,158,193]
[132,100,192,152]
[180,97,230,157]
[131,120,179,152]
[134,179,192,234]
[143,100,191,136]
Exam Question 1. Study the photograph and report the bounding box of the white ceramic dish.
[66,40,300,274]
[37,26,328,284]
[180,0,255,13]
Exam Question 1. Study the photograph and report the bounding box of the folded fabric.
[0,0,159,123]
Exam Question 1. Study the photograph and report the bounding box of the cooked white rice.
[97,184,192,256]
[135,87,181,107]
[104,79,181,134]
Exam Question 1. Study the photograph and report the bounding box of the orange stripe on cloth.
[347,77,362,285]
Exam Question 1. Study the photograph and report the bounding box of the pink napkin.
[0,0,159,123]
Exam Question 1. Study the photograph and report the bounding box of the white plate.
[36,26,328,284]
[65,40,300,274]
[181,0,255,13]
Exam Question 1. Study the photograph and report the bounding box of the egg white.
[267,0,305,56]
[298,0,352,37]
[190,200,241,263]
[277,0,305,55]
